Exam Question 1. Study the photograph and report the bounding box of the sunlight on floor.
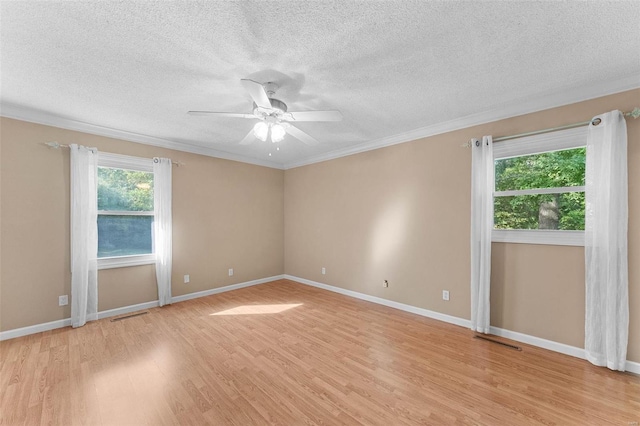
[210,303,303,316]
[93,354,170,424]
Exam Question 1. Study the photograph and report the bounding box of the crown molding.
[0,103,285,170]
[283,73,640,169]
[2,73,638,171]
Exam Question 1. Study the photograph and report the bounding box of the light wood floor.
[1,279,638,425]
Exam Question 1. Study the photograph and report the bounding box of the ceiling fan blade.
[282,110,343,122]
[240,79,272,109]
[286,124,319,146]
[188,111,256,119]
[238,129,255,145]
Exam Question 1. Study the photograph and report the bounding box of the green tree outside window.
[494,148,585,230]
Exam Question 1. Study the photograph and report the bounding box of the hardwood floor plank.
[1,279,638,425]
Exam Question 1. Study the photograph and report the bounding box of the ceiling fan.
[188,79,342,146]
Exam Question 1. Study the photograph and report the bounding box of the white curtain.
[585,110,629,371]
[153,158,173,306]
[470,136,494,334]
[70,144,99,328]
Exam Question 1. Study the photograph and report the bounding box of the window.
[492,126,587,246]
[97,153,155,269]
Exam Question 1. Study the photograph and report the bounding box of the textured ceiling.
[1,1,639,168]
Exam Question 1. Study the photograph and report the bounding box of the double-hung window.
[492,126,587,246]
[97,153,155,269]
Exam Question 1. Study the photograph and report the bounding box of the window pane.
[495,148,585,192]
[98,167,154,211]
[494,192,585,230]
[98,215,153,257]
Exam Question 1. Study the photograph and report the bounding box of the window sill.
[492,229,584,246]
[98,254,156,270]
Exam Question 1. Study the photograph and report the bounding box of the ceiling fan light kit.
[253,121,286,143]
[253,121,269,141]
[270,123,286,143]
[188,78,343,154]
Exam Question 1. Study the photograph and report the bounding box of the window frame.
[97,152,155,270]
[492,126,587,246]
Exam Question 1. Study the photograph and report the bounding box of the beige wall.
[284,89,640,363]
[1,89,638,363]
[0,117,284,331]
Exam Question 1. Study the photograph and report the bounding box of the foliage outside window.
[494,148,586,231]
[94,151,156,269]
[98,167,154,258]
[491,126,587,246]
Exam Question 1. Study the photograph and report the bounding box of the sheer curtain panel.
[585,110,629,371]
[470,136,494,334]
[153,157,173,306]
[70,144,99,328]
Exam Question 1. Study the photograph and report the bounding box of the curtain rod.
[43,142,185,167]
[462,107,640,147]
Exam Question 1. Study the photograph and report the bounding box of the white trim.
[283,274,471,328]
[3,75,638,171]
[284,74,639,169]
[493,126,587,159]
[489,326,640,375]
[0,275,284,341]
[2,274,637,374]
[0,318,73,341]
[0,103,284,170]
[492,127,588,246]
[488,326,586,359]
[97,254,156,269]
[97,154,155,268]
[285,274,639,374]
[171,275,285,303]
[98,151,153,172]
[98,210,154,216]
[494,185,585,197]
[492,229,585,246]
[97,300,160,320]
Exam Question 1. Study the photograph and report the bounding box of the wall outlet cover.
[228,268,234,276]
[59,295,68,306]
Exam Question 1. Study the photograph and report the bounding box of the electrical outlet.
[383,280,389,288]
[184,274,190,283]
[59,295,68,306]
[228,268,234,276]
[442,290,450,301]
[321,267,326,275]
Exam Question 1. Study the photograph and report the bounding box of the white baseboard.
[0,318,73,341]
[488,326,640,375]
[97,300,160,320]
[0,275,284,341]
[3,274,637,374]
[284,275,640,375]
[171,275,284,303]
[488,326,586,359]
[283,274,471,329]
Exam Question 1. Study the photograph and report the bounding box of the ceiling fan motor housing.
[268,98,287,113]
[188,78,340,147]
[254,98,288,120]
